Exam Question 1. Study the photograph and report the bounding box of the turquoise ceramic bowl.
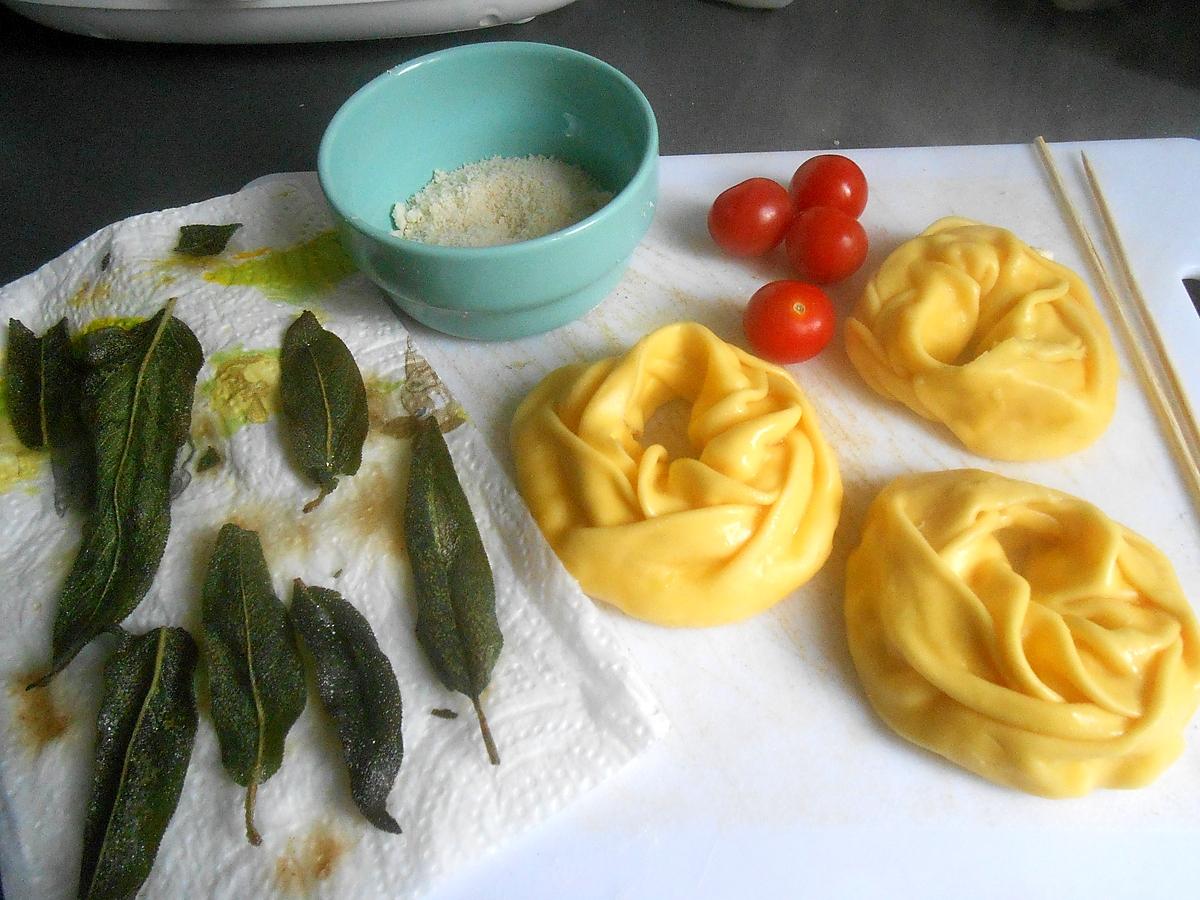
[318,42,658,341]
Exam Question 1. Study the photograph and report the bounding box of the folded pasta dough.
[845,469,1200,797]
[511,322,842,627]
[845,218,1117,460]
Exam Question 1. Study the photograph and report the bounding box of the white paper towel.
[0,174,667,899]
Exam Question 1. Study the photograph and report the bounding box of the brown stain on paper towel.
[274,825,350,895]
[339,462,406,555]
[11,672,71,752]
[228,505,318,561]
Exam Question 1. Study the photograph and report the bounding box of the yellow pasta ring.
[845,468,1200,797]
[845,217,1118,460]
[511,322,842,627]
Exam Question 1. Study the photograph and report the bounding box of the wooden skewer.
[1033,136,1200,514]
[1080,151,1200,460]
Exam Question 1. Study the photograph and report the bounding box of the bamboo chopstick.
[1033,136,1200,512]
[1080,151,1200,459]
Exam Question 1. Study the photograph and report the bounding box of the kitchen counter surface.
[2,0,1198,286]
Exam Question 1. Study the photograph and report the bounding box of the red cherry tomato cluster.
[707,154,870,364]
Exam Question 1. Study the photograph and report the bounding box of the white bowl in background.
[1,0,580,44]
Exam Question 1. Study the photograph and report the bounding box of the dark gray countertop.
[1,0,1198,287]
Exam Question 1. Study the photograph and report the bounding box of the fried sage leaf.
[280,310,368,513]
[196,446,222,472]
[404,414,502,765]
[202,523,307,845]
[173,223,241,257]
[291,579,403,834]
[7,318,77,449]
[33,302,203,687]
[6,317,94,512]
[79,627,198,900]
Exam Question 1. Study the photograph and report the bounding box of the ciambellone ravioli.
[511,322,842,627]
[845,218,1118,460]
[845,469,1200,797]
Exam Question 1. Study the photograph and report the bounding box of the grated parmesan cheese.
[390,155,613,248]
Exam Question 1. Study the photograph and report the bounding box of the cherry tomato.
[789,154,868,219]
[743,280,835,364]
[707,177,793,257]
[784,206,868,284]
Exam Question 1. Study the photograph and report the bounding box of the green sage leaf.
[404,415,502,765]
[174,223,241,257]
[291,579,403,835]
[202,523,306,845]
[6,318,94,512]
[7,318,75,449]
[34,303,203,686]
[279,310,368,513]
[79,626,199,900]
[196,446,222,472]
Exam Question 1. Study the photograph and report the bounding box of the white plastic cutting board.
[402,139,1200,900]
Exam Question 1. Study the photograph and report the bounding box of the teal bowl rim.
[317,41,659,261]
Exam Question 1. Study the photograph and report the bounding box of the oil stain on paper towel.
[341,461,407,556]
[227,505,319,564]
[10,671,71,753]
[67,276,113,310]
[200,348,281,437]
[203,232,357,304]
[274,825,351,895]
[0,372,46,493]
[74,316,147,343]
[364,375,405,433]
[363,362,467,441]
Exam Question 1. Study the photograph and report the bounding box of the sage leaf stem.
[404,415,502,766]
